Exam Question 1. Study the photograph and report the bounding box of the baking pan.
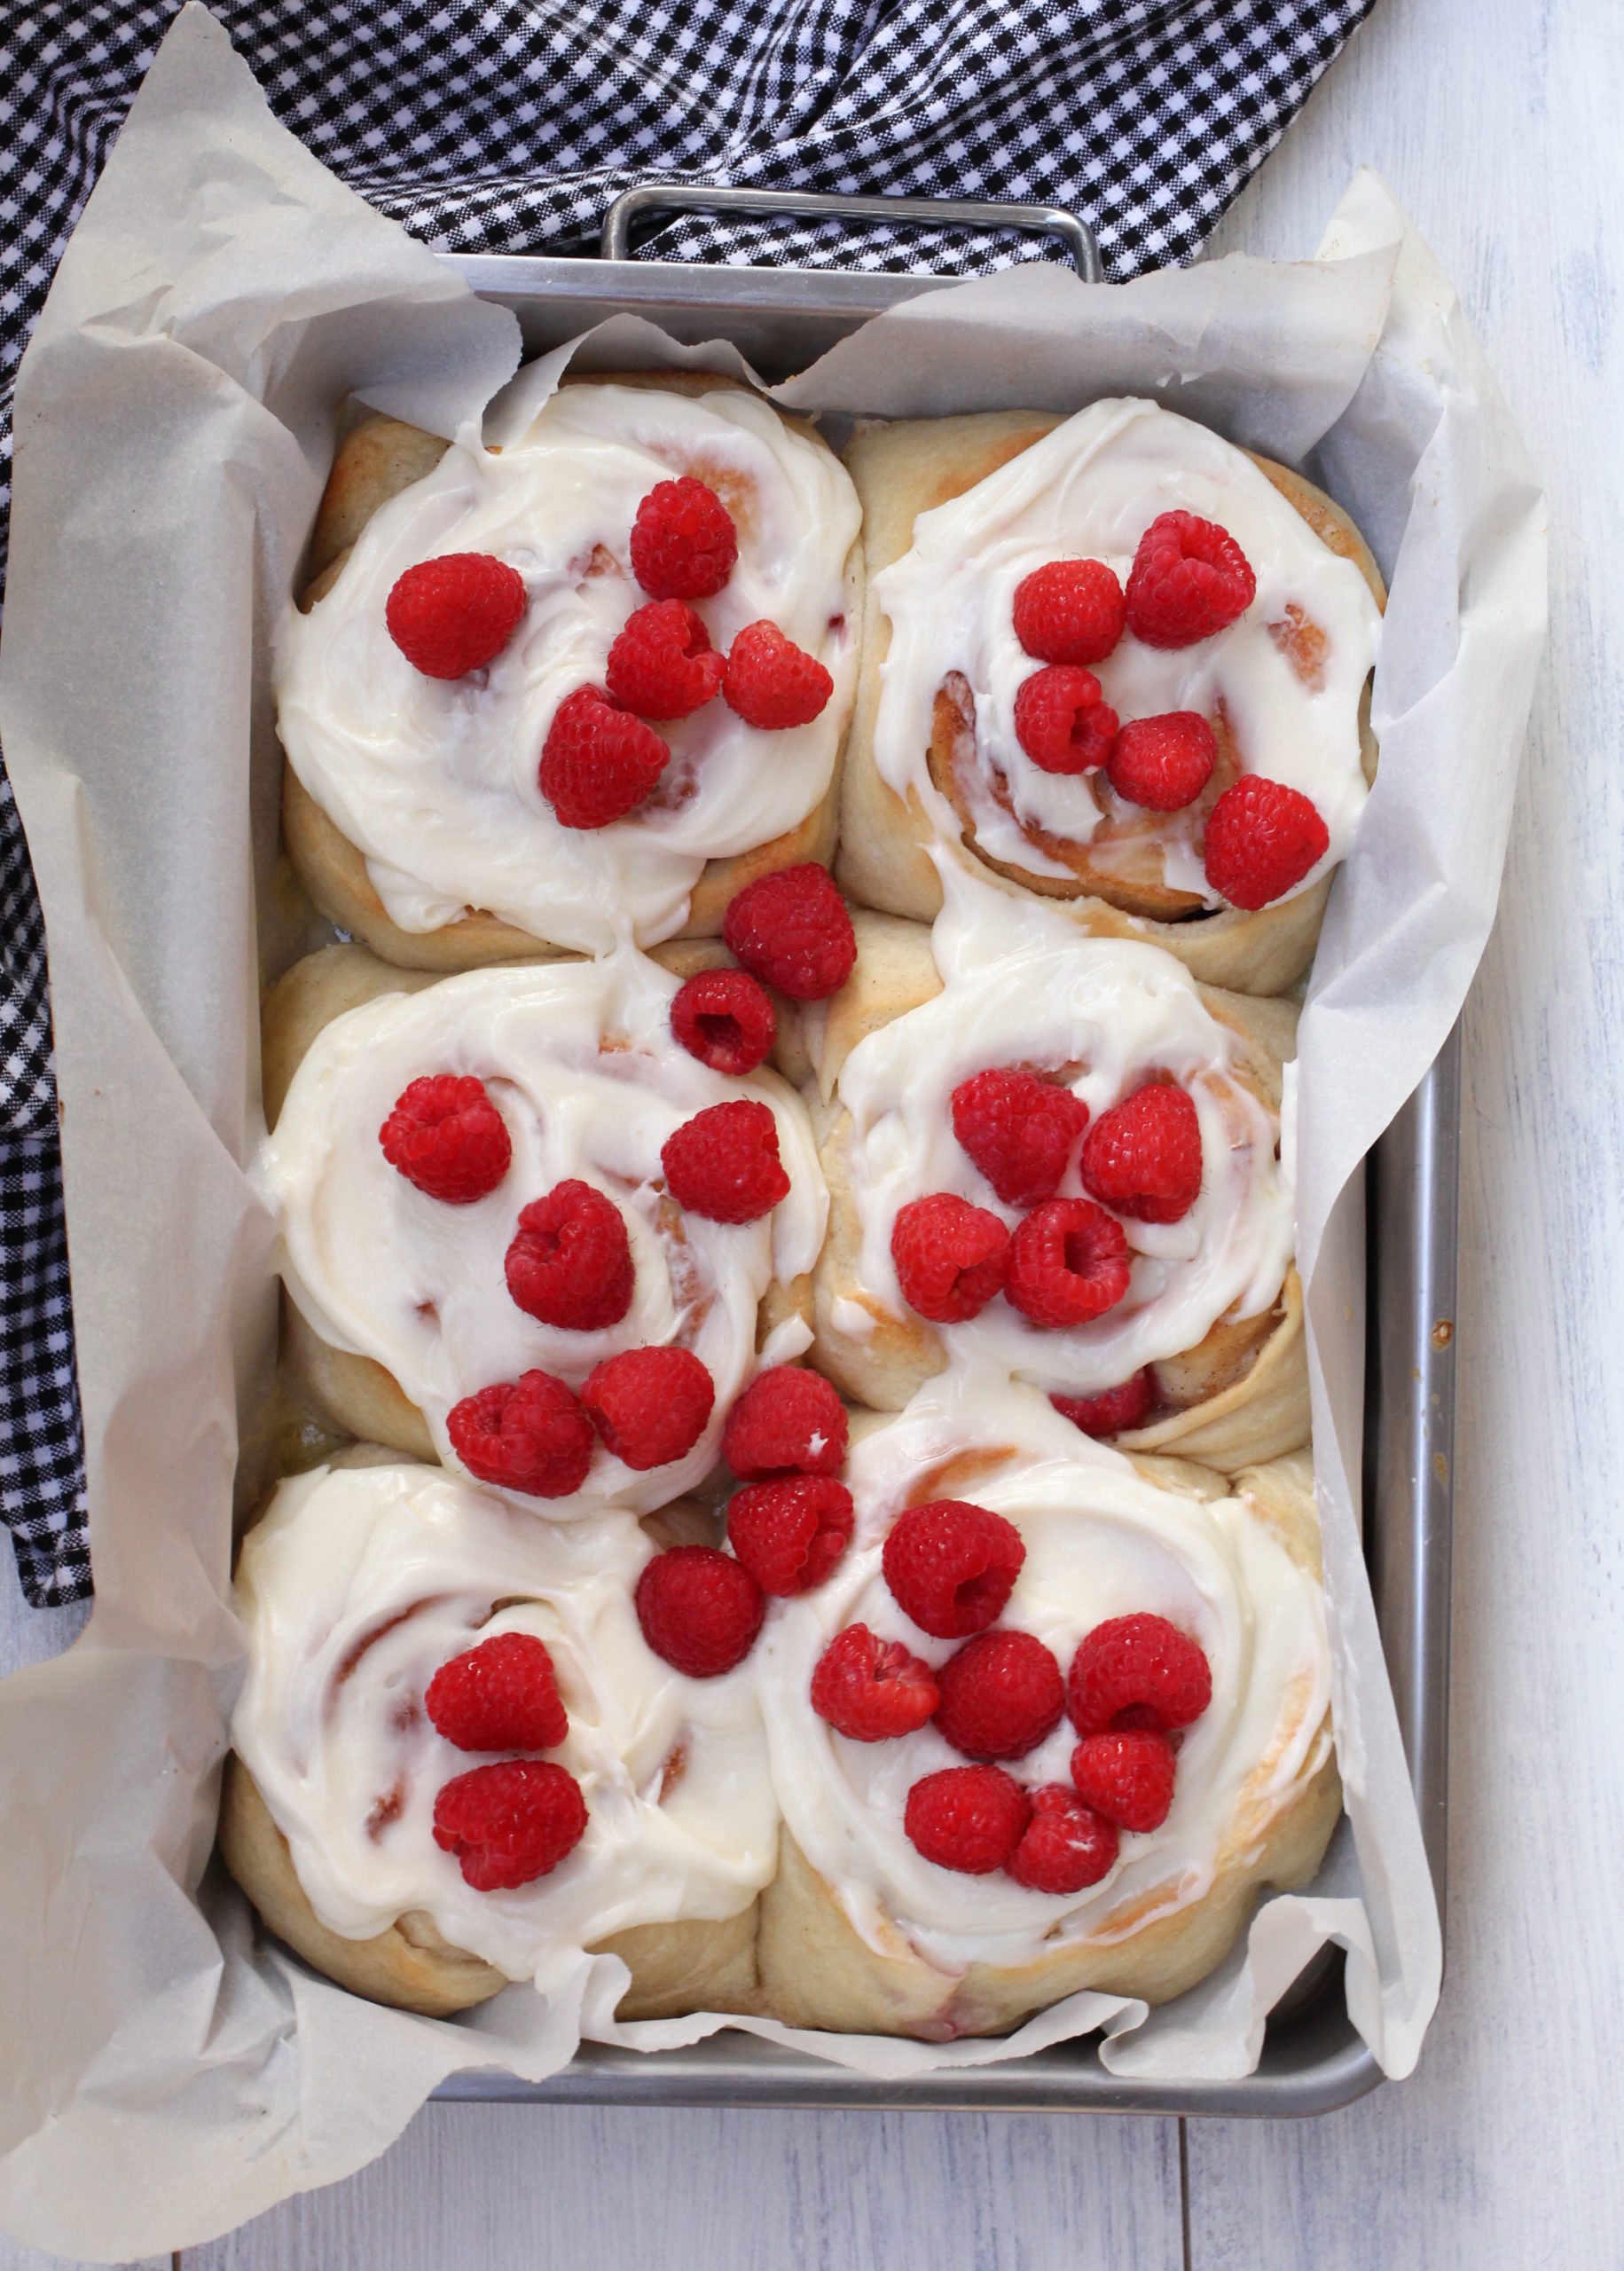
[420,189,1457,2114]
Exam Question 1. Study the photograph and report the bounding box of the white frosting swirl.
[833,929,1293,1395]
[274,381,862,953]
[757,1387,1331,1971]
[231,1463,777,1988]
[872,397,1381,903]
[257,953,827,1514]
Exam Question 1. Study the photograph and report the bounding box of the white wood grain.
[1189,0,1624,2261]
[183,2104,1182,2271]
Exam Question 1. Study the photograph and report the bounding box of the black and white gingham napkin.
[0,0,1379,1604]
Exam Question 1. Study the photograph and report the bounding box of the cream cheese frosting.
[830,918,1294,1397]
[231,1462,778,1989]
[274,381,862,953]
[872,397,1381,904]
[257,952,828,1514]
[757,1387,1331,1971]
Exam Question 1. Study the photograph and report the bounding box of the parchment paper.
[0,6,1545,2255]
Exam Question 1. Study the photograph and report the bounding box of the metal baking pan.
[420,187,1457,2115]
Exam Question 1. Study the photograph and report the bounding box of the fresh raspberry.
[1066,1612,1213,1737]
[882,1500,1025,1640]
[890,1194,1010,1324]
[581,1346,715,1470]
[723,620,834,730]
[379,1075,511,1205]
[1005,1199,1132,1328]
[447,1372,595,1498]
[722,864,856,1001]
[904,1764,1032,1874]
[539,685,669,828]
[662,1098,789,1223]
[670,968,776,1076]
[1007,1785,1119,1894]
[1012,666,1119,775]
[726,1475,854,1595]
[634,1544,765,1677]
[1203,776,1330,909]
[1107,711,1218,811]
[1050,1371,1157,1438]
[1012,559,1126,667]
[630,477,739,601]
[1071,1730,1178,1833]
[385,553,527,680]
[950,1068,1089,1208]
[1125,511,1257,649]
[433,1759,586,1890]
[606,600,726,720]
[1079,1083,1203,1225]
[934,1630,1064,1761]
[723,1365,848,1478]
[426,1632,569,1753]
[809,1623,940,1741]
[504,1181,634,1332]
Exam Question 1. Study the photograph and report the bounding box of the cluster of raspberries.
[424,1631,587,1891]
[1006,515,1330,911]
[812,1502,1212,1889]
[889,1065,1202,1434]
[383,475,837,834]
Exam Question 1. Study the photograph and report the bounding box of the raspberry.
[882,1500,1025,1640]
[671,968,776,1076]
[1012,666,1118,775]
[1005,1199,1131,1328]
[1107,711,1218,811]
[1012,559,1126,667]
[722,864,856,1002]
[1007,1785,1119,1894]
[1079,1083,1203,1225]
[809,1623,940,1741]
[634,1544,765,1677]
[447,1372,595,1498]
[1071,1730,1177,1833]
[426,1632,569,1753]
[723,620,834,730]
[1066,1612,1213,1737]
[385,553,526,680]
[581,1346,715,1470]
[726,1475,854,1595]
[1050,1371,1157,1437]
[504,1181,634,1332]
[723,1365,848,1479]
[662,1098,789,1223]
[934,1630,1064,1761]
[379,1075,511,1205]
[890,1193,1010,1324]
[630,477,738,601]
[433,1759,586,1890]
[1203,776,1330,909]
[1125,511,1257,649]
[904,1764,1032,1874]
[539,685,669,829]
[605,600,726,720]
[950,1068,1089,1208]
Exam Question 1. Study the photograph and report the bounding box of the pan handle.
[599,182,1102,282]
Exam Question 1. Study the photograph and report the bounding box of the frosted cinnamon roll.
[221,1459,777,2016]
[753,1391,1338,2037]
[256,946,826,1513]
[839,399,1383,995]
[276,374,862,968]
[806,910,1306,1471]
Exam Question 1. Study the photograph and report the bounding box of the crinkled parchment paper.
[0,6,1544,2253]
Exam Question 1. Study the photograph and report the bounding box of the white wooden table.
[5,0,1619,2259]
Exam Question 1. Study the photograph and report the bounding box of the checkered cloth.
[0,0,1378,1603]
